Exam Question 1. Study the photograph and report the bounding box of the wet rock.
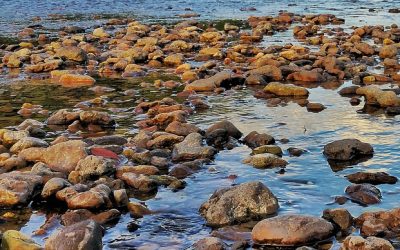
[147,133,184,149]
[339,86,360,96]
[127,201,151,218]
[120,173,158,193]
[31,162,66,181]
[113,189,128,207]
[17,119,44,130]
[193,237,227,250]
[169,164,194,179]
[205,120,242,140]
[10,137,48,154]
[356,86,400,107]
[55,46,87,62]
[1,230,41,250]
[323,139,373,162]
[71,155,115,182]
[346,172,397,185]
[264,82,309,96]
[252,145,282,156]
[341,236,394,250]
[90,135,127,145]
[345,183,381,205]
[243,153,287,169]
[172,133,216,161]
[41,177,71,198]
[20,140,88,173]
[199,181,279,227]
[45,219,103,250]
[0,171,42,207]
[0,155,27,172]
[58,74,95,87]
[165,121,201,136]
[252,215,334,246]
[243,131,275,148]
[116,165,159,177]
[323,208,353,231]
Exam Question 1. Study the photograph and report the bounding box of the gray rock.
[42,177,71,199]
[323,139,373,161]
[172,133,216,161]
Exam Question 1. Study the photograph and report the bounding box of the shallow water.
[0,0,400,249]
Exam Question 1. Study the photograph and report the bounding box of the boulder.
[356,208,400,237]
[1,230,41,250]
[243,131,275,148]
[345,184,381,205]
[199,181,279,227]
[356,86,400,107]
[72,155,115,181]
[323,139,373,161]
[205,120,242,139]
[341,236,394,250]
[252,215,334,246]
[323,208,353,231]
[0,171,42,207]
[45,220,103,250]
[172,133,216,161]
[346,172,397,185]
[165,121,201,136]
[264,82,309,96]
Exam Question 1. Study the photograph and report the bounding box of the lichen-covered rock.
[1,230,42,250]
[243,153,287,168]
[199,181,279,227]
[252,215,334,246]
[72,155,115,181]
[264,82,309,96]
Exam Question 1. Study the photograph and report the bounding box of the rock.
[0,171,42,207]
[287,147,305,157]
[264,82,309,96]
[184,71,244,92]
[323,208,353,231]
[20,140,88,173]
[90,135,127,145]
[243,131,275,148]
[46,109,80,125]
[120,173,158,193]
[243,153,287,169]
[356,86,400,107]
[45,220,103,250]
[346,172,397,185]
[165,121,201,136]
[341,236,394,250]
[164,54,183,67]
[169,164,194,179]
[10,137,48,154]
[72,156,115,181]
[1,130,29,147]
[172,133,216,161]
[345,184,381,205]
[193,237,227,250]
[66,184,111,209]
[146,133,184,149]
[26,60,63,73]
[127,201,151,218]
[55,46,87,62]
[0,155,27,172]
[356,208,400,237]
[41,177,71,198]
[199,181,279,227]
[31,162,66,181]
[116,165,159,177]
[355,43,375,56]
[113,189,128,207]
[252,215,334,246]
[92,27,109,38]
[17,119,44,130]
[339,86,360,96]
[205,120,242,140]
[79,110,114,126]
[1,230,41,250]
[59,74,95,87]
[246,65,283,81]
[379,45,398,59]
[306,103,326,112]
[323,139,373,162]
[252,145,283,156]
[287,70,325,82]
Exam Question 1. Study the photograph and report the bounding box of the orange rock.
[287,70,325,82]
[59,74,96,87]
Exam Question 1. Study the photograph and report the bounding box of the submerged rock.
[252,215,334,246]
[199,181,279,227]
